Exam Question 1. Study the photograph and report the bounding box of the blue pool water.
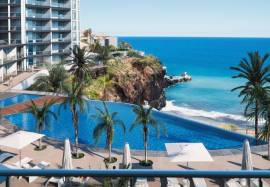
[5,100,262,151]
[0,94,41,108]
[119,37,270,125]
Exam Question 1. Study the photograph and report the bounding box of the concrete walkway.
[0,71,37,92]
[0,95,63,116]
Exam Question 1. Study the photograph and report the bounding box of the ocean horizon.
[119,37,270,127]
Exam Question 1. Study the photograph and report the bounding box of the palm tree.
[231,51,270,139]
[68,45,95,84]
[25,99,57,150]
[92,102,125,163]
[258,93,270,159]
[130,103,165,165]
[60,82,86,158]
[30,63,68,93]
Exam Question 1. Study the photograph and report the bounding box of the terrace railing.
[1,169,270,187]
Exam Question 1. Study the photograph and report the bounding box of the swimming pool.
[4,100,263,151]
[0,94,41,108]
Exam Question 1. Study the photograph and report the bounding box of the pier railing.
[1,169,270,187]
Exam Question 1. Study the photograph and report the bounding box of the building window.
[72,11,76,19]
[72,21,77,30]
[72,1,76,9]
[72,33,77,41]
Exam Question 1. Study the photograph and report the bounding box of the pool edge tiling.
[4,100,265,151]
[0,94,41,108]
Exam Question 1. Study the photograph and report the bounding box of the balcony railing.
[28,39,51,43]
[51,2,70,8]
[28,50,51,56]
[26,25,50,31]
[0,169,269,187]
[10,39,22,44]
[0,12,20,17]
[10,0,20,4]
[26,0,50,6]
[26,13,50,19]
[51,37,71,42]
[0,0,20,5]
[0,26,8,31]
[51,26,71,31]
[51,14,70,19]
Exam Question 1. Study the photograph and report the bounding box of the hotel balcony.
[51,26,71,32]
[0,26,21,33]
[28,50,51,57]
[0,26,8,32]
[0,0,20,5]
[0,12,20,19]
[26,12,51,20]
[26,25,51,31]
[52,48,69,55]
[10,39,22,44]
[51,2,70,9]
[27,38,51,45]
[9,0,20,5]
[51,37,71,43]
[51,14,70,20]
[26,0,50,7]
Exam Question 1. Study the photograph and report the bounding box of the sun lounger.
[167,178,181,187]
[45,176,87,187]
[225,179,242,187]
[134,178,149,187]
[251,178,270,187]
[192,178,207,187]
[25,161,50,183]
[13,157,33,168]
[0,152,15,163]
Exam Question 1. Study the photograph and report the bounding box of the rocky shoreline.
[88,57,192,110]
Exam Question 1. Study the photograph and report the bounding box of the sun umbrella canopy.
[62,139,73,170]
[122,143,131,169]
[165,143,213,162]
[242,139,253,170]
[0,131,44,150]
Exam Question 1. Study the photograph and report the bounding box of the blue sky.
[80,0,270,37]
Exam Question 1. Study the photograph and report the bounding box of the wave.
[161,100,250,126]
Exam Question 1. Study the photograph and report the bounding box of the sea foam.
[161,100,248,125]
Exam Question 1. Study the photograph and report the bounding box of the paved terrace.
[0,72,37,92]
[0,95,63,116]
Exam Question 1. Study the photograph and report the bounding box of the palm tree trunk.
[72,105,79,158]
[75,125,79,157]
[109,143,112,162]
[144,127,148,163]
[255,102,259,141]
[39,138,42,149]
[255,101,259,141]
[38,127,42,149]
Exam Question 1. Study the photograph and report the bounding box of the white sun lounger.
[45,176,87,187]
[225,179,242,187]
[193,178,207,187]
[134,178,149,187]
[167,178,181,187]
[251,178,270,187]
[24,161,50,183]
[13,157,33,168]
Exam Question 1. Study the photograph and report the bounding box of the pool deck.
[0,72,37,92]
[0,95,63,116]
[0,123,269,187]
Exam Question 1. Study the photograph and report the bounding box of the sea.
[118,37,270,127]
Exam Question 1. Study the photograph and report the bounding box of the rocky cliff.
[85,56,167,109]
